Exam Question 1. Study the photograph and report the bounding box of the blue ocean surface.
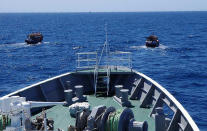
[0,12,206,130]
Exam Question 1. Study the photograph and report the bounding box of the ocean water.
[0,12,206,130]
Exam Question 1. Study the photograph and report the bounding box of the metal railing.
[108,51,132,69]
[76,52,98,69]
[76,51,132,70]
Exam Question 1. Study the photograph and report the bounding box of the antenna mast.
[105,23,108,57]
[98,23,110,66]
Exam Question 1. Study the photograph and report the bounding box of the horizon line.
[0,10,207,13]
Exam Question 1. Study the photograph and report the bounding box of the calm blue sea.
[0,12,206,130]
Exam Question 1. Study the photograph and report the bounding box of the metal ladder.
[94,24,110,96]
[94,66,110,96]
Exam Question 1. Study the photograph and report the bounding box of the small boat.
[145,35,159,48]
[25,33,43,44]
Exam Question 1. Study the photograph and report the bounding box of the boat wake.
[130,44,168,50]
[130,45,147,49]
[73,46,82,50]
[158,44,168,49]
[0,41,51,47]
[0,42,28,48]
[27,41,50,45]
[43,41,50,44]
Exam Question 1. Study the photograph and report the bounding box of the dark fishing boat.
[145,35,159,48]
[25,33,43,44]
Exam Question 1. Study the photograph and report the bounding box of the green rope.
[0,115,2,131]
[106,113,112,131]
[105,109,123,131]
[0,115,11,131]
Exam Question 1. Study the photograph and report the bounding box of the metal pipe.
[29,101,66,108]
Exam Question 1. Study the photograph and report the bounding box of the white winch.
[0,96,66,131]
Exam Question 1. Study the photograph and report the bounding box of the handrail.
[77,52,97,55]
[76,66,96,69]
[76,52,98,69]
[110,51,132,54]
[108,51,132,69]
[76,59,97,62]
[106,66,110,96]
[94,66,98,96]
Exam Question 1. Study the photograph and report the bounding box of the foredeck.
[3,66,198,131]
[32,95,155,131]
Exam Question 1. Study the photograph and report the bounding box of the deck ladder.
[76,24,132,96]
[94,24,111,96]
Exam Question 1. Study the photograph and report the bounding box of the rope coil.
[106,109,122,131]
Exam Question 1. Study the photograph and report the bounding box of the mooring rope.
[106,109,122,131]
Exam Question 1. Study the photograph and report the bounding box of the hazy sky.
[0,0,207,12]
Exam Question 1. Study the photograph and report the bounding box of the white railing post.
[76,52,97,69]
